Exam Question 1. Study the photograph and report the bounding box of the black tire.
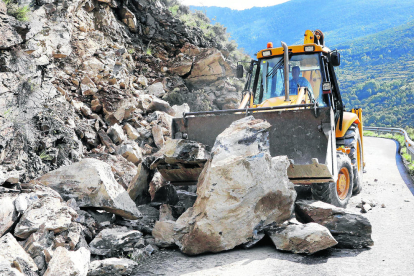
[336,123,363,195]
[311,152,354,208]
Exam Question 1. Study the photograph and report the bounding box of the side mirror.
[236,64,244,78]
[330,50,340,67]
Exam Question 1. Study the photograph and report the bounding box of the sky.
[178,0,291,10]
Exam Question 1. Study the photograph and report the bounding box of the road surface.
[136,137,414,276]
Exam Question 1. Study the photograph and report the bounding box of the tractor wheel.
[336,123,363,195]
[311,152,354,208]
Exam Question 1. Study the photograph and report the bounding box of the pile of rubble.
[0,0,243,186]
[1,115,374,275]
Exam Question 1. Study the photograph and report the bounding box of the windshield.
[253,53,325,106]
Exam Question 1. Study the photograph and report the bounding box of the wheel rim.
[337,167,350,200]
[357,137,362,176]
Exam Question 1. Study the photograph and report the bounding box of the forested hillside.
[337,20,414,127]
[192,0,414,56]
[191,1,414,128]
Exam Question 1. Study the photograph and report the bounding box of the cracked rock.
[35,158,141,220]
[295,200,374,248]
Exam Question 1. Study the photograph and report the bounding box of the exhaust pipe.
[282,41,290,101]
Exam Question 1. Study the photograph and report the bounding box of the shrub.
[3,0,30,22]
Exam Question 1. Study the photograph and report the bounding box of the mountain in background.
[191,0,414,128]
[191,0,414,56]
[336,20,414,127]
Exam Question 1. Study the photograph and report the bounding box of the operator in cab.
[289,66,313,95]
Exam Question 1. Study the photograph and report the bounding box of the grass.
[168,4,179,16]
[3,0,30,21]
[364,130,414,175]
[39,150,53,161]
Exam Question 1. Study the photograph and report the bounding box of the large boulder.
[43,247,90,276]
[295,200,374,248]
[0,193,18,236]
[185,48,234,89]
[14,196,77,239]
[35,158,141,220]
[89,227,143,257]
[266,220,338,254]
[0,233,38,273]
[174,116,297,255]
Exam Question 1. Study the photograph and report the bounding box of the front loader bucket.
[163,107,336,185]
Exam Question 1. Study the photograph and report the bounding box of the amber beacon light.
[267,42,273,48]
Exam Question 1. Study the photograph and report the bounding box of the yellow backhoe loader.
[157,30,364,207]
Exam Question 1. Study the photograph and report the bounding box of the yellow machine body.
[161,30,365,190]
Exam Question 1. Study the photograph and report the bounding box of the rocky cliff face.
[0,0,244,183]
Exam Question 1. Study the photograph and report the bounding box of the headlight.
[304,45,315,52]
[262,50,272,57]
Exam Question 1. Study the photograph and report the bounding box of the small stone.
[152,125,164,148]
[144,244,156,256]
[172,103,190,118]
[129,249,146,262]
[91,99,102,113]
[123,123,139,140]
[148,82,165,97]
[98,130,116,153]
[152,220,176,248]
[116,142,142,165]
[137,75,148,87]
[89,227,143,256]
[159,204,175,221]
[266,222,338,254]
[81,76,97,96]
[107,124,126,145]
[361,203,371,213]
[88,258,138,276]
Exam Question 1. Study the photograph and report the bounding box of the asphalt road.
[136,137,414,276]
